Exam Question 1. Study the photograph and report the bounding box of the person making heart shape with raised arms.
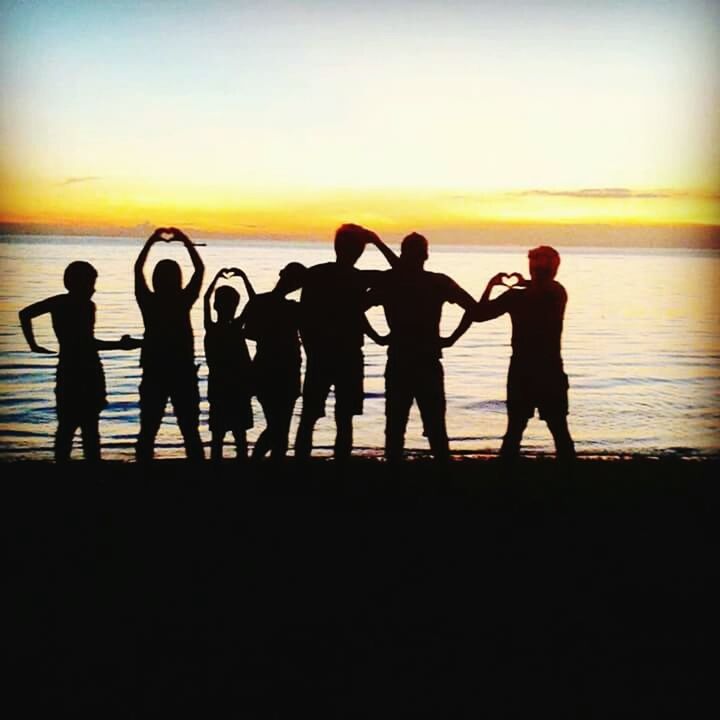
[134,227,206,461]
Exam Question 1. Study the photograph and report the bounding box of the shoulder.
[364,269,393,293]
[430,272,468,300]
[47,293,73,313]
[364,268,392,283]
[47,293,67,307]
[497,287,523,309]
[307,262,333,276]
[550,281,567,302]
[244,292,265,309]
[430,271,455,286]
[303,262,333,285]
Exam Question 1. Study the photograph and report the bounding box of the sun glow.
[1,1,718,242]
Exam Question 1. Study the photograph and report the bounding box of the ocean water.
[1,236,718,460]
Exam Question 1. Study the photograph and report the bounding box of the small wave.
[464,399,506,411]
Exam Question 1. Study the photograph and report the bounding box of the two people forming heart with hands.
[487,271,528,289]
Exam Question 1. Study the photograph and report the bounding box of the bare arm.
[363,315,389,346]
[441,310,474,349]
[171,227,204,301]
[19,297,58,354]
[475,273,517,321]
[235,303,252,338]
[365,229,399,268]
[439,278,479,349]
[203,269,224,330]
[227,267,256,299]
[135,229,164,301]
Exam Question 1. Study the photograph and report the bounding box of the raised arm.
[227,267,256,299]
[473,273,518,322]
[171,227,205,301]
[135,228,163,301]
[203,269,224,330]
[19,297,58,354]
[364,229,399,268]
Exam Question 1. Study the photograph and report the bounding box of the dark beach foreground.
[4,457,717,717]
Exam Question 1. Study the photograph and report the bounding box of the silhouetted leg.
[294,412,316,460]
[211,431,225,462]
[270,398,295,461]
[231,428,248,461]
[385,364,413,463]
[172,375,205,461]
[137,378,166,461]
[253,395,275,461]
[500,414,528,460]
[546,415,576,461]
[253,429,272,460]
[55,416,78,462]
[416,361,449,462]
[80,414,101,461]
[334,411,353,461]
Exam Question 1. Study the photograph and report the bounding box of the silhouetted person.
[203,267,255,461]
[239,262,306,461]
[448,245,576,461]
[294,224,398,460]
[364,233,476,462]
[19,261,141,461]
[134,227,205,461]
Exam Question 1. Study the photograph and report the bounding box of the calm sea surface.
[1,236,718,460]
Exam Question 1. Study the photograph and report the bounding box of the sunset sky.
[1,0,719,241]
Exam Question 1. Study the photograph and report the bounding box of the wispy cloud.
[57,176,102,186]
[514,188,720,200]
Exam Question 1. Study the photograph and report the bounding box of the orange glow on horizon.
[1,174,718,239]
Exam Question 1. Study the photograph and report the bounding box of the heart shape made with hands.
[501,272,524,288]
[159,229,176,242]
[220,268,236,279]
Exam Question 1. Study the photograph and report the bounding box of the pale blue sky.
[1,0,718,232]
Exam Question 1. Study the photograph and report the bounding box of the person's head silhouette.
[400,232,429,270]
[213,285,240,322]
[276,262,307,295]
[334,224,367,267]
[63,261,97,299]
[152,259,183,295]
[528,246,560,284]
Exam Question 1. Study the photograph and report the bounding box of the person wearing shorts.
[364,233,476,462]
[294,224,398,460]
[446,245,575,461]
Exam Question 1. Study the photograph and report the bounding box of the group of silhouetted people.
[19,224,575,464]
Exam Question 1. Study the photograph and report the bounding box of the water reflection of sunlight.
[1,240,719,459]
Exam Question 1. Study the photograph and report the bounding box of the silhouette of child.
[19,260,141,461]
[204,267,255,461]
[447,245,576,461]
[238,262,306,461]
[134,227,205,461]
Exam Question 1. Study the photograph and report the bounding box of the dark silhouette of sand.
[4,456,716,715]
